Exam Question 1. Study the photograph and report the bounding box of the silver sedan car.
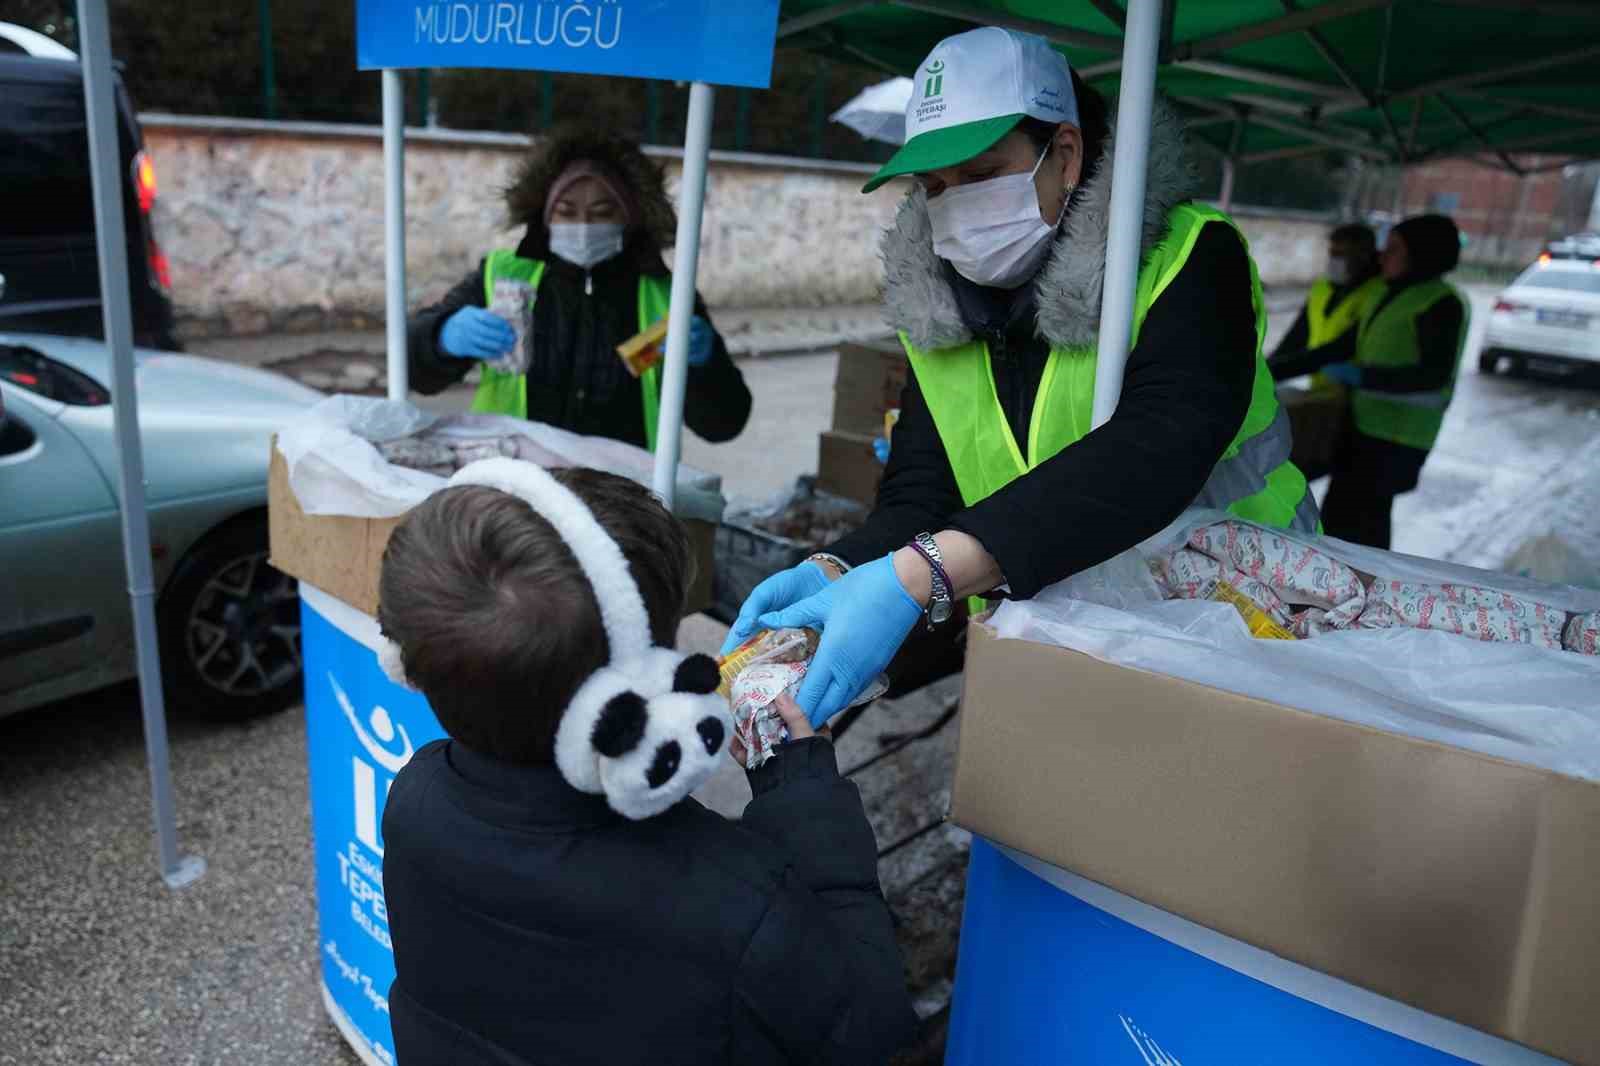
[1,332,320,720]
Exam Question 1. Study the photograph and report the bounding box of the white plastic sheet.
[989,509,1600,782]
[276,395,725,524]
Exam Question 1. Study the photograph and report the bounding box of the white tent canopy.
[831,76,914,146]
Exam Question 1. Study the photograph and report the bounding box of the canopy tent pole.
[650,81,716,508]
[1218,157,1236,211]
[76,0,204,890]
[383,69,409,400]
[1091,0,1164,428]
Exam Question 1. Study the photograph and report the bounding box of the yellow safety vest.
[904,204,1317,609]
[1306,275,1385,349]
[1305,274,1385,393]
[471,250,674,452]
[1350,280,1469,452]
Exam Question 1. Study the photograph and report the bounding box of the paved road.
[4,290,1598,1065]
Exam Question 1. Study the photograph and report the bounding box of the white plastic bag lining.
[990,509,1600,782]
[275,395,725,524]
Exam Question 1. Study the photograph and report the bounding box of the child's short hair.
[377,468,690,764]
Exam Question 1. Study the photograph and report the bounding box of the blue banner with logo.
[945,841,1556,1065]
[303,594,447,1065]
[356,0,781,88]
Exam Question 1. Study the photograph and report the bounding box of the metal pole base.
[161,854,208,890]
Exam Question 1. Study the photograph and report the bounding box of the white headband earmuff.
[378,458,730,820]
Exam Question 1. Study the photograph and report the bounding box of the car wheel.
[158,514,301,720]
[1478,350,1499,375]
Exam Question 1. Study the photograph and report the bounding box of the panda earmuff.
[377,457,731,820]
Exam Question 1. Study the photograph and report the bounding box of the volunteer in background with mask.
[407,125,751,450]
[1268,214,1469,549]
[724,27,1316,725]
[1271,223,1384,373]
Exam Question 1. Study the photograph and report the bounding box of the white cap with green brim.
[863,26,1079,194]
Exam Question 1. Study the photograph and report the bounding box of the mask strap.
[1031,142,1072,228]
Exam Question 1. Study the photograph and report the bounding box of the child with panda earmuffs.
[376,459,916,1065]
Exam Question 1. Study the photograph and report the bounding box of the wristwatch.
[910,532,954,629]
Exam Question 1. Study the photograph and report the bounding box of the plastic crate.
[707,478,866,625]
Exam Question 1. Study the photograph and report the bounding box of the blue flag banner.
[356,0,780,88]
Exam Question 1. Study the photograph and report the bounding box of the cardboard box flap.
[951,623,1600,1065]
[268,444,714,619]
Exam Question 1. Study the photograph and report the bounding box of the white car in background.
[1480,256,1600,375]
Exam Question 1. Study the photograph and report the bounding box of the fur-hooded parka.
[879,96,1198,352]
[504,123,678,260]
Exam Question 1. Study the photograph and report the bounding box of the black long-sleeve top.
[1268,278,1466,393]
[406,232,751,447]
[829,221,1259,600]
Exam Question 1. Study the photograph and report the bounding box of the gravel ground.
[0,683,361,1066]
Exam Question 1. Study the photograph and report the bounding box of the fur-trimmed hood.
[880,96,1197,351]
[504,123,678,256]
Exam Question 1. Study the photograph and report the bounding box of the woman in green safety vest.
[1271,223,1385,374]
[1269,214,1469,550]
[406,124,751,452]
[723,27,1315,728]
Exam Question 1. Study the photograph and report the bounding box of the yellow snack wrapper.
[616,317,669,378]
[1208,579,1298,640]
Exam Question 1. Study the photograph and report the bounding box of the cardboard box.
[268,447,714,618]
[1278,385,1347,482]
[831,340,907,437]
[816,430,881,507]
[950,623,1600,1065]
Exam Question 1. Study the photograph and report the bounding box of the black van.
[0,54,180,350]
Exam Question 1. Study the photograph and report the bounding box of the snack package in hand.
[616,317,669,378]
[722,628,886,769]
[488,279,533,376]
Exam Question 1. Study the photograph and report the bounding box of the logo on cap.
[924,59,945,100]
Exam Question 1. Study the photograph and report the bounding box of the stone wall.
[141,116,1337,338]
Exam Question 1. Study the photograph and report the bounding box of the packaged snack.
[1358,580,1567,651]
[716,628,818,698]
[1562,610,1598,656]
[487,279,533,376]
[1189,521,1365,614]
[1206,579,1297,640]
[721,627,887,768]
[1151,549,1223,600]
[616,317,669,378]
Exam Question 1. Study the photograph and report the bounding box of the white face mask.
[927,149,1063,290]
[549,222,626,269]
[1326,255,1352,286]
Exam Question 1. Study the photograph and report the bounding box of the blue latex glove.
[687,315,715,367]
[720,560,830,656]
[755,555,923,727]
[1321,362,1362,387]
[872,436,890,464]
[440,306,516,360]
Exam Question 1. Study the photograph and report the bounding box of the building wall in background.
[1358,157,1596,268]
[142,118,1338,338]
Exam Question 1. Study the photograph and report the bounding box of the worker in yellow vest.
[724,27,1315,726]
[1271,223,1385,379]
[407,125,751,452]
[1269,214,1468,548]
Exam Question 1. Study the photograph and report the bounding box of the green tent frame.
[780,0,1600,176]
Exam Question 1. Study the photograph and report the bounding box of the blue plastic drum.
[301,585,446,1066]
